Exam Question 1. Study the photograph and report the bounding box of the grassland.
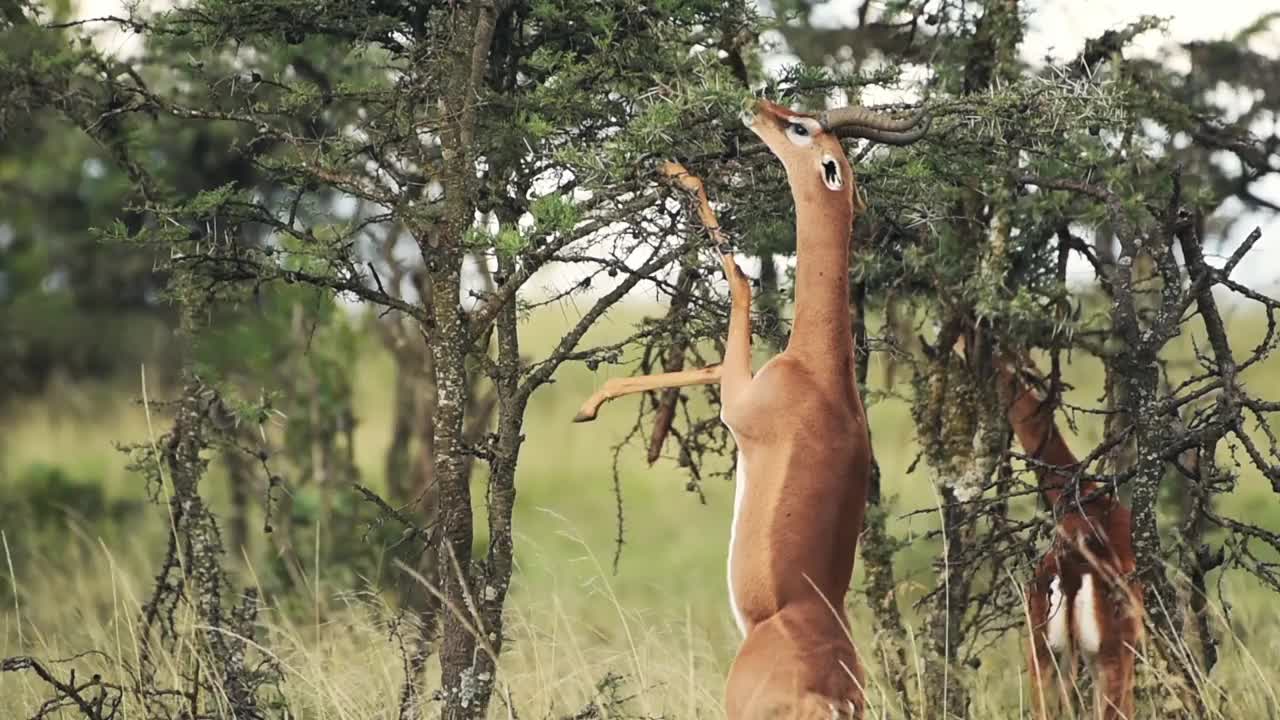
[2,300,1279,718]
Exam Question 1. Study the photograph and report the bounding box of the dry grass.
[2,301,1279,717]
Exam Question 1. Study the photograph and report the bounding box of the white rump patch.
[1046,576,1069,652]
[1074,573,1103,655]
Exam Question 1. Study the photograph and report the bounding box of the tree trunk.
[398,394,440,720]
[853,281,913,714]
[224,444,252,560]
[428,3,502,716]
[386,349,419,505]
[427,262,477,719]
[462,250,527,719]
[647,266,696,464]
[1109,218,1201,715]
[927,487,975,720]
[880,295,910,388]
[915,336,979,720]
[1176,440,1218,674]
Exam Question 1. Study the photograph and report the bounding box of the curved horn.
[834,121,931,146]
[818,107,931,145]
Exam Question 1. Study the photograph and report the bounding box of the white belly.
[722,403,749,638]
[726,447,749,637]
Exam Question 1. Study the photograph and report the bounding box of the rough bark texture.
[467,249,528,717]
[1109,248,1178,609]
[132,381,275,718]
[1174,215,1236,677]
[914,331,979,720]
[427,264,475,719]
[916,5,1023,716]
[424,4,505,717]
[918,218,1015,719]
[1103,191,1200,714]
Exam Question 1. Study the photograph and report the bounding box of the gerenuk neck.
[785,184,856,376]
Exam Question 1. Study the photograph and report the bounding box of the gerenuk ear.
[820,154,843,191]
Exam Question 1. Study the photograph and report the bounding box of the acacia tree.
[5,0,1280,718]
[778,3,1280,717]
[614,2,1280,718]
[0,0,783,717]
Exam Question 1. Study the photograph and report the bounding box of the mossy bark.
[428,5,502,717]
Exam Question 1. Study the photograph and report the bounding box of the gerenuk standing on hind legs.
[572,99,927,719]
